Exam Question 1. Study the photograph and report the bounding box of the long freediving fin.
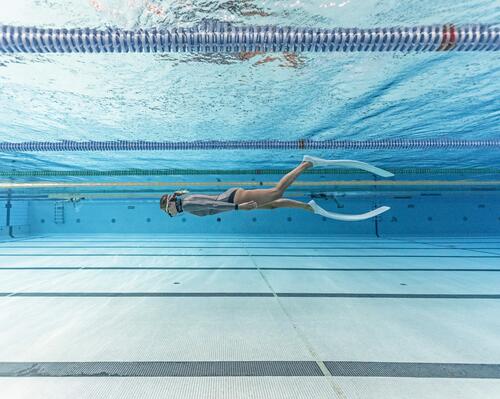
[303,156,394,177]
[308,200,390,222]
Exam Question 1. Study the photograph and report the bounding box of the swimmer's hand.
[239,201,258,210]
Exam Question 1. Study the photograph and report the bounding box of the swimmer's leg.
[235,161,312,205]
[257,198,390,221]
[258,198,313,211]
[274,160,313,193]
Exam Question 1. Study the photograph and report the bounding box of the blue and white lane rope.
[0,23,498,53]
[0,139,498,152]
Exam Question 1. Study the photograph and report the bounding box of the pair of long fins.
[303,156,393,222]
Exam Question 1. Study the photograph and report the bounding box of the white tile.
[0,298,312,361]
[0,247,249,255]
[334,377,500,399]
[262,270,500,294]
[281,298,500,363]
[1,376,499,399]
[0,377,340,399]
[0,269,269,293]
[0,255,256,268]
[252,256,500,269]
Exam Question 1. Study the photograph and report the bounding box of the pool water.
[0,1,499,398]
[0,1,499,171]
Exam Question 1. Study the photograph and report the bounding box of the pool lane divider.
[437,24,457,51]
[2,167,499,177]
[0,139,499,152]
[1,179,500,189]
[0,23,498,53]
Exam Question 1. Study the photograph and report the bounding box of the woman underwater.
[160,156,394,222]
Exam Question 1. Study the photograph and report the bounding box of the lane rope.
[0,23,498,53]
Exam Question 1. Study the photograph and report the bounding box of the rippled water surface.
[0,1,498,171]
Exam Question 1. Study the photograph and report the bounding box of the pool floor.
[0,234,499,398]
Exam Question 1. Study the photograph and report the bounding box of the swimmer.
[160,156,394,221]
[67,195,86,213]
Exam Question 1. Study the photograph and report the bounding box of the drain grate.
[0,361,322,377]
[1,361,499,378]
[325,361,500,379]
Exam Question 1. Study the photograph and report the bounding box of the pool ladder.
[54,201,65,224]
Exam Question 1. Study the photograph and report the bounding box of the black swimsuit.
[216,187,240,204]
[227,189,237,204]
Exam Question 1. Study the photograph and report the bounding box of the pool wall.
[1,192,498,238]
[2,171,499,239]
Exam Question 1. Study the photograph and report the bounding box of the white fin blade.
[303,156,394,177]
[308,200,390,221]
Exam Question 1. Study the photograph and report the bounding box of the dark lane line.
[0,246,478,250]
[412,240,500,257]
[0,240,391,244]
[0,361,499,378]
[1,292,500,299]
[325,361,500,378]
[0,267,499,272]
[0,254,498,258]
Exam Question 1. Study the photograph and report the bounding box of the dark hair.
[160,194,169,212]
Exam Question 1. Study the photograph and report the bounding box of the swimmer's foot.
[302,156,394,178]
[308,200,390,222]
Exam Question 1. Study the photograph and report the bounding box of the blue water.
[1,3,500,398]
[0,0,499,172]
